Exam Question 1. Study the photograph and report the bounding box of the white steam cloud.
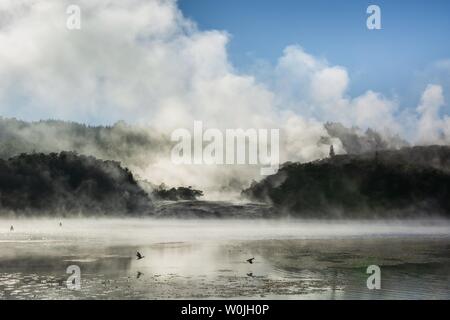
[0,0,449,196]
[416,84,450,145]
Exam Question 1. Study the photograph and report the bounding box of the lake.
[1,218,449,299]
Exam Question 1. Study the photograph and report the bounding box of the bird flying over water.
[136,251,145,260]
[246,257,255,264]
[137,271,144,279]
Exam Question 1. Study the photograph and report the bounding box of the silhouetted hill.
[0,152,153,216]
[324,145,450,173]
[242,146,450,218]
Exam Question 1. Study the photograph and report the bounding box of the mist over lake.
[1,216,449,299]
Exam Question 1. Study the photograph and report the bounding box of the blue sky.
[179,0,450,107]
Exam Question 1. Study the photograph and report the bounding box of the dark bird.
[59,222,62,227]
[246,257,255,264]
[247,272,254,277]
[136,251,145,260]
[10,225,14,232]
[137,271,144,279]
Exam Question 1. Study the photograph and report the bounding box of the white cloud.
[0,1,443,139]
[310,66,349,103]
[416,84,447,144]
[0,0,449,193]
[272,46,401,135]
[351,91,399,132]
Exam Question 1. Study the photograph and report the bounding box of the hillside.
[0,152,153,216]
[242,146,450,218]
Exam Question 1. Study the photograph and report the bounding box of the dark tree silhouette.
[329,145,335,158]
[0,152,153,216]
[242,146,450,218]
[152,184,203,201]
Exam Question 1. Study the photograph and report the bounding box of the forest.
[242,146,450,218]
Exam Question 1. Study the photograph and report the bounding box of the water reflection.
[0,219,449,299]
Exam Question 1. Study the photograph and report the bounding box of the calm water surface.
[0,218,449,299]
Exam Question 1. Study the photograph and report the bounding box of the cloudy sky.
[180,0,450,103]
[0,0,449,145]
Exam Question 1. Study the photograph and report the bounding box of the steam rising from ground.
[0,117,408,199]
[2,219,450,245]
[0,0,449,195]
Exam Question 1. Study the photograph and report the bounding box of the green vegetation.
[0,152,152,215]
[152,184,204,201]
[242,147,450,217]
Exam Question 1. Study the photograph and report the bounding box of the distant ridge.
[0,152,153,216]
[242,146,450,218]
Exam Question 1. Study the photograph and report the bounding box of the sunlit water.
[1,217,449,299]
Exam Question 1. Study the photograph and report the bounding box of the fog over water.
[1,218,450,244]
[1,218,449,300]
